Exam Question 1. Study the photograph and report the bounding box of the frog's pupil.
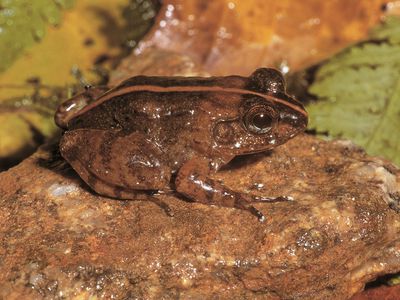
[253,113,272,130]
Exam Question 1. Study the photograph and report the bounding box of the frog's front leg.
[175,157,289,222]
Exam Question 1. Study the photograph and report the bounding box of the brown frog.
[55,68,308,221]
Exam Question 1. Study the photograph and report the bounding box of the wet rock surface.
[0,134,399,299]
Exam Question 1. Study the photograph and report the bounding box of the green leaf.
[307,17,400,166]
[388,273,400,286]
[0,0,75,72]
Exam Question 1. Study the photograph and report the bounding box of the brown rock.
[0,135,399,299]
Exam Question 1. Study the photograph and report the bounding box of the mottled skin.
[55,68,308,221]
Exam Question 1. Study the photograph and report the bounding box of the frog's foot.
[232,198,267,222]
[147,193,174,217]
[175,157,274,222]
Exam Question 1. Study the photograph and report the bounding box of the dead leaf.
[110,48,207,85]
[135,0,388,75]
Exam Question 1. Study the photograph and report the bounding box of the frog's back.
[67,74,250,131]
[67,87,235,133]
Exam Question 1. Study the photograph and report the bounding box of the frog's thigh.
[60,129,171,198]
[55,86,109,129]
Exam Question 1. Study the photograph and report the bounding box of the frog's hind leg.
[59,129,172,212]
[175,157,291,222]
[55,86,109,129]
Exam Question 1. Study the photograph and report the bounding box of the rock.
[0,135,399,299]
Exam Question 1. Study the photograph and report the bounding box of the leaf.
[135,0,387,75]
[0,85,70,170]
[0,0,159,169]
[0,0,74,72]
[0,111,56,170]
[307,17,400,166]
[0,0,158,94]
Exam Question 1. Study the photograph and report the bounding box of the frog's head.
[211,68,308,155]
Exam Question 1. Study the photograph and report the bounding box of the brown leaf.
[135,0,388,75]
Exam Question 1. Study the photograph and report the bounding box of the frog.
[54,68,308,221]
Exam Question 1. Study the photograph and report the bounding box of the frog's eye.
[243,105,277,134]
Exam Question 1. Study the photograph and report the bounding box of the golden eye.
[243,106,277,134]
